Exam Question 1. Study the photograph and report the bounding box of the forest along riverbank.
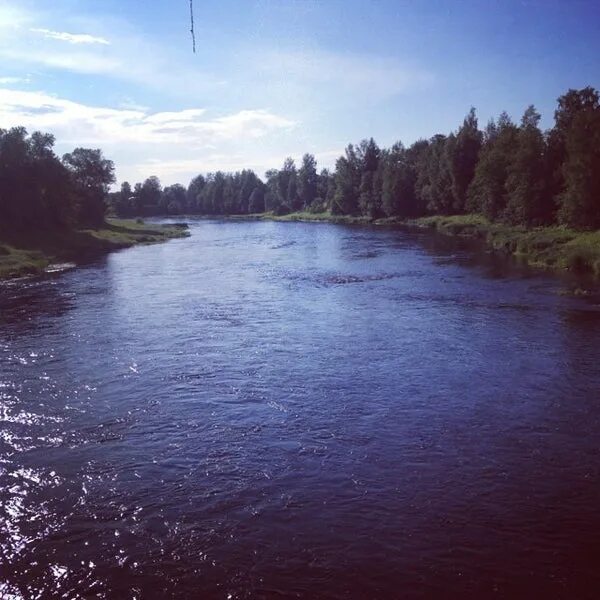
[0,219,189,280]
[222,211,600,280]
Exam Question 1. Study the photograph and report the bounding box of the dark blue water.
[1,220,600,599]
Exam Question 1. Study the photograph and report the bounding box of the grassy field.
[0,219,189,280]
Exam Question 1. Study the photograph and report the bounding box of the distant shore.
[215,210,600,277]
[0,219,189,280]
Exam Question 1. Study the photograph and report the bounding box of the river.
[1,219,600,598]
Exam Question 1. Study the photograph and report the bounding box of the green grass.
[211,210,374,224]
[266,210,373,224]
[409,214,600,276]
[0,219,189,280]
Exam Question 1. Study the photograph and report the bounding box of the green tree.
[62,147,115,226]
[380,142,422,217]
[357,138,381,217]
[558,105,600,228]
[137,176,162,215]
[298,153,318,209]
[332,146,360,215]
[162,183,187,214]
[187,174,206,212]
[415,134,453,214]
[248,184,265,213]
[466,113,518,220]
[504,106,550,226]
[113,181,133,216]
[448,107,482,212]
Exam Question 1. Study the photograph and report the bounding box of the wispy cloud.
[0,88,295,145]
[0,3,226,97]
[31,28,110,45]
[0,87,297,184]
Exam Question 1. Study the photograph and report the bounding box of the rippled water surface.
[1,220,600,599]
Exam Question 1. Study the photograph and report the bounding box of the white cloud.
[0,87,297,184]
[0,88,295,145]
[31,28,110,45]
[0,4,32,30]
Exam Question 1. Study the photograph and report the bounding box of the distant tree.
[187,174,206,212]
[264,169,280,213]
[62,147,115,226]
[448,107,482,212]
[503,106,550,226]
[558,103,600,229]
[135,176,162,215]
[277,158,297,211]
[466,113,518,220]
[416,134,453,214]
[298,153,318,209]
[547,87,600,208]
[357,138,381,217]
[316,168,335,210]
[113,181,133,216]
[162,183,187,214]
[380,142,422,218]
[332,148,359,215]
[248,184,265,213]
[237,170,260,214]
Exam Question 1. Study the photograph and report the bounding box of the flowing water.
[1,220,600,599]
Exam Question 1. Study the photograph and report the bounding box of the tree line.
[0,127,115,232]
[111,87,600,230]
[2,87,599,234]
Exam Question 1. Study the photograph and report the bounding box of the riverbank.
[408,214,600,276]
[232,211,600,276]
[0,219,189,280]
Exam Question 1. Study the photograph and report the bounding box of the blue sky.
[0,0,598,185]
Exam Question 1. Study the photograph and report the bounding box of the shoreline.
[210,210,600,277]
[5,210,600,282]
[0,219,189,281]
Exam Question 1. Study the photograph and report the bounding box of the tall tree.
[162,183,187,214]
[504,106,549,225]
[466,113,518,220]
[187,174,206,212]
[416,134,453,214]
[558,102,600,228]
[547,87,600,207]
[62,148,115,226]
[298,153,318,209]
[448,108,482,212]
[357,138,381,217]
[332,145,360,215]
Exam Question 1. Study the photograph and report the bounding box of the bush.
[307,198,327,214]
[273,204,291,216]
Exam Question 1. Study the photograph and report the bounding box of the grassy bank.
[409,214,600,276]
[0,219,189,280]
[218,211,373,224]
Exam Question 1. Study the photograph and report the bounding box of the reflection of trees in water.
[400,226,530,280]
[0,277,75,333]
[560,308,600,385]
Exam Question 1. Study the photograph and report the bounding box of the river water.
[1,220,600,599]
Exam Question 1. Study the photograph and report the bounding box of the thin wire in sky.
[190,0,196,53]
